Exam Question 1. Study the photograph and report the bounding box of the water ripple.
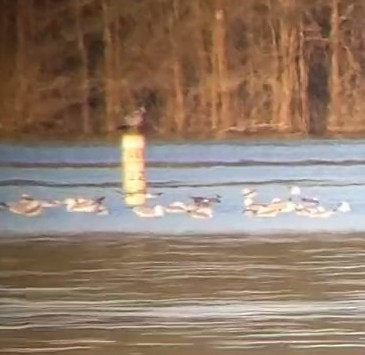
[1,235,365,353]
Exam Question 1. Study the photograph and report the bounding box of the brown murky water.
[1,233,365,354]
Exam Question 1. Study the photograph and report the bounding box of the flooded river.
[1,139,365,353]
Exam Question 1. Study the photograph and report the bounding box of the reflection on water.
[1,233,365,354]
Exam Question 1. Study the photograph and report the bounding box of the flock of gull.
[241,186,350,218]
[128,185,351,219]
[0,186,351,219]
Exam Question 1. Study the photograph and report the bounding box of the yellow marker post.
[121,133,146,206]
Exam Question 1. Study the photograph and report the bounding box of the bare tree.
[328,0,342,132]
[168,0,186,134]
[101,0,117,132]
[74,0,92,135]
[2,0,365,138]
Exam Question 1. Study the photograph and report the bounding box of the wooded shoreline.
[0,0,364,139]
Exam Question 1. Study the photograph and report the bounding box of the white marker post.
[121,132,146,206]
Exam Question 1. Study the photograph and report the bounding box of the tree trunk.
[299,17,309,134]
[101,0,116,132]
[74,0,91,135]
[169,0,186,134]
[276,1,297,132]
[15,0,27,129]
[113,16,122,128]
[214,4,230,131]
[210,2,224,131]
[191,0,209,130]
[267,0,280,132]
[328,0,341,131]
[0,0,14,129]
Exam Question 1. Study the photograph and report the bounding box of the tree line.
[0,0,364,138]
